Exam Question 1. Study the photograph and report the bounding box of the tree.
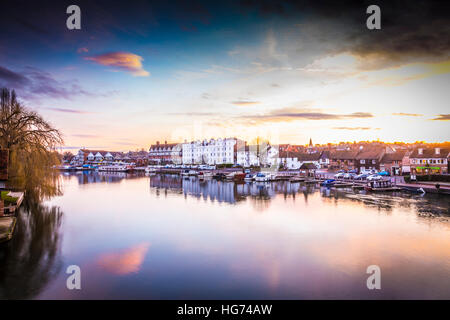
[0,88,62,152]
[0,88,63,195]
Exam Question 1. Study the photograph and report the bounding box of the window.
[360,159,365,164]
[372,160,376,164]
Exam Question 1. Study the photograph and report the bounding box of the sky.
[0,0,449,151]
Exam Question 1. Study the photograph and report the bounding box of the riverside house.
[380,150,406,175]
[409,147,449,174]
[278,151,321,170]
[148,141,182,164]
[329,150,359,171]
[72,149,124,165]
[355,147,386,173]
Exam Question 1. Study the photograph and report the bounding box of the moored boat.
[365,179,401,192]
[320,179,336,187]
[244,173,254,182]
[254,172,269,182]
[213,173,226,180]
[233,173,246,182]
[198,171,213,179]
[145,166,156,173]
[98,164,134,172]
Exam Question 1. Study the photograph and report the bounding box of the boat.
[225,172,236,180]
[145,166,156,173]
[320,179,336,187]
[198,171,213,179]
[289,176,305,183]
[233,173,246,182]
[188,170,198,176]
[77,164,96,171]
[181,169,190,176]
[364,179,402,192]
[98,164,134,172]
[213,173,226,180]
[244,174,254,182]
[254,172,269,182]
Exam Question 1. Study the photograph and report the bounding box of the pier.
[0,216,16,243]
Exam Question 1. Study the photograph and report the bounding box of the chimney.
[156,141,160,145]
[418,148,423,155]
[165,140,167,145]
[435,148,440,155]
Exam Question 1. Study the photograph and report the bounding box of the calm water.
[1,172,449,299]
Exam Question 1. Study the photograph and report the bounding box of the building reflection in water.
[149,174,318,205]
[61,171,145,185]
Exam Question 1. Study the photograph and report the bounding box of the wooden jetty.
[0,216,16,243]
[2,191,24,215]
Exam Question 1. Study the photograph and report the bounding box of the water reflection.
[0,197,63,299]
[61,171,144,185]
[2,172,447,299]
[97,242,151,275]
[149,174,318,204]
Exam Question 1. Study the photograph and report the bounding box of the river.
[0,172,449,299]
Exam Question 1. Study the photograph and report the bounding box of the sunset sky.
[0,0,449,151]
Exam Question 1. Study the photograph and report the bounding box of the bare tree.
[0,88,63,152]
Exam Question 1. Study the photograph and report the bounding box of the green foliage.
[1,191,18,204]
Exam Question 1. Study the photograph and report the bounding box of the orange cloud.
[231,100,260,106]
[85,52,150,77]
[97,242,151,275]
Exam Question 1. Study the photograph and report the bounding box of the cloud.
[392,113,423,117]
[71,134,99,138]
[231,100,260,106]
[0,66,29,86]
[0,65,95,100]
[240,1,450,70]
[46,107,92,114]
[431,114,450,121]
[333,127,375,131]
[85,52,150,76]
[77,47,89,54]
[241,108,374,123]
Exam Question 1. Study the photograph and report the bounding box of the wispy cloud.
[231,100,260,106]
[46,107,93,114]
[242,108,374,123]
[392,113,423,117]
[71,134,99,138]
[333,127,378,131]
[431,114,450,121]
[0,65,96,101]
[85,52,150,77]
[77,47,89,54]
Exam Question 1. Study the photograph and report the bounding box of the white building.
[236,145,262,167]
[182,138,241,165]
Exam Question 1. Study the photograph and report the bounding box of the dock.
[0,216,16,243]
[2,191,24,215]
